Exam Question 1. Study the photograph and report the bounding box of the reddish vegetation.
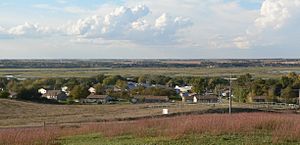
[1,113,300,145]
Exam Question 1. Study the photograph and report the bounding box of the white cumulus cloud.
[8,22,53,37]
[69,5,192,44]
[235,0,300,49]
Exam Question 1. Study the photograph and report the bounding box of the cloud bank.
[1,5,192,45]
[235,0,300,49]
[68,5,192,44]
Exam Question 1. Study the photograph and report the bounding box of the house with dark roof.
[131,95,169,103]
[41,90,68,101]
[196,94,219,103]
[81,93,113,104]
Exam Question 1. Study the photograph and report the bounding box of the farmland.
[1,67,300,78]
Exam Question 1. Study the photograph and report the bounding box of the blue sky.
[0,0,299,59]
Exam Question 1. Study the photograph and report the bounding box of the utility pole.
[229,75,232,114]
[299,89,300,108]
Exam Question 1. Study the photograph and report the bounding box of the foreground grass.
[2,113,300,145]
[60,133,298,145]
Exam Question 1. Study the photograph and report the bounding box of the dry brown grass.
[0,99,224,127]
[1,113,300,145]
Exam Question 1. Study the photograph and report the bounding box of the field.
[1,67,300,78]
[1,112,300,145]
[0,99,232,128]
[1,100,300,144]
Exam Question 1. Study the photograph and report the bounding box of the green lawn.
[59,133,299,145]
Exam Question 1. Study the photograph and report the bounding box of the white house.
[175,85,192,93]
[38,88,47,94]
[41,90,68,101]
[88,87,96,93]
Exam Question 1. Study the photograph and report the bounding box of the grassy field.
[1,112,300,145]
[1,67,300,78]
[0,99,230,128]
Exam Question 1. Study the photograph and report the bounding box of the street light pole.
[298,89,300,108]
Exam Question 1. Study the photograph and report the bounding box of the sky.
[0,0,300,59]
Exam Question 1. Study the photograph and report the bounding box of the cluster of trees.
[233,72,300,103]
[1,72,300,104]
[0,74,229,101]
[0,74,188,101]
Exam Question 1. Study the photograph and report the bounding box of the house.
[38,88,47,94]
[181,93,197,103]
[131,95,169,103]
[41,90,68,101]
[196,94,219,103]
[81,93,113,104]
[127,82,138,90]
[252,96,267,102]
[9,91,18,99]
[222,90,230,97]
[175,85,192,93]
[182,95,198,103]
[88,87,96,93]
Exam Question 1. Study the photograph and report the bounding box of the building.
[132,95,169,103]
[175,86,192,93]
[252,96,267,102]
[81,93,113,104]
[195,94,219,103]
[127,82,138,90]
[182,95,198,103]
[181,93,197,103]
[88,87,96,93]
[38,88,47,94]
[9,91,18,99]
[41,90,68,101]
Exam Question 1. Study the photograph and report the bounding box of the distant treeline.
[1,59,300,68]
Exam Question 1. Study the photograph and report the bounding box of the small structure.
[196,94,219,103]
[9,91,18,99]
[41,90,68,101]
[127,82,138,90]
[132,95,169,103]
[88,87,96,93]
[181,93,197,103]
[175,85,192,93]
[162,109,169,115]
[252,96,267,102]
[81,93,113,104]
[38,88,47,94]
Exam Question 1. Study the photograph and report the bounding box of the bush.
[0,91,9,98]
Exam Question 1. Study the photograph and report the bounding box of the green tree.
[281,86,297,103]
[0,91,9,98]
[70,85,89,99]
[103,75,122,86]
[191,78,207,94]
[115,80,128,90]
[93,83,105,95]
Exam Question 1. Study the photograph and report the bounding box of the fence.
[251,102,299,110]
